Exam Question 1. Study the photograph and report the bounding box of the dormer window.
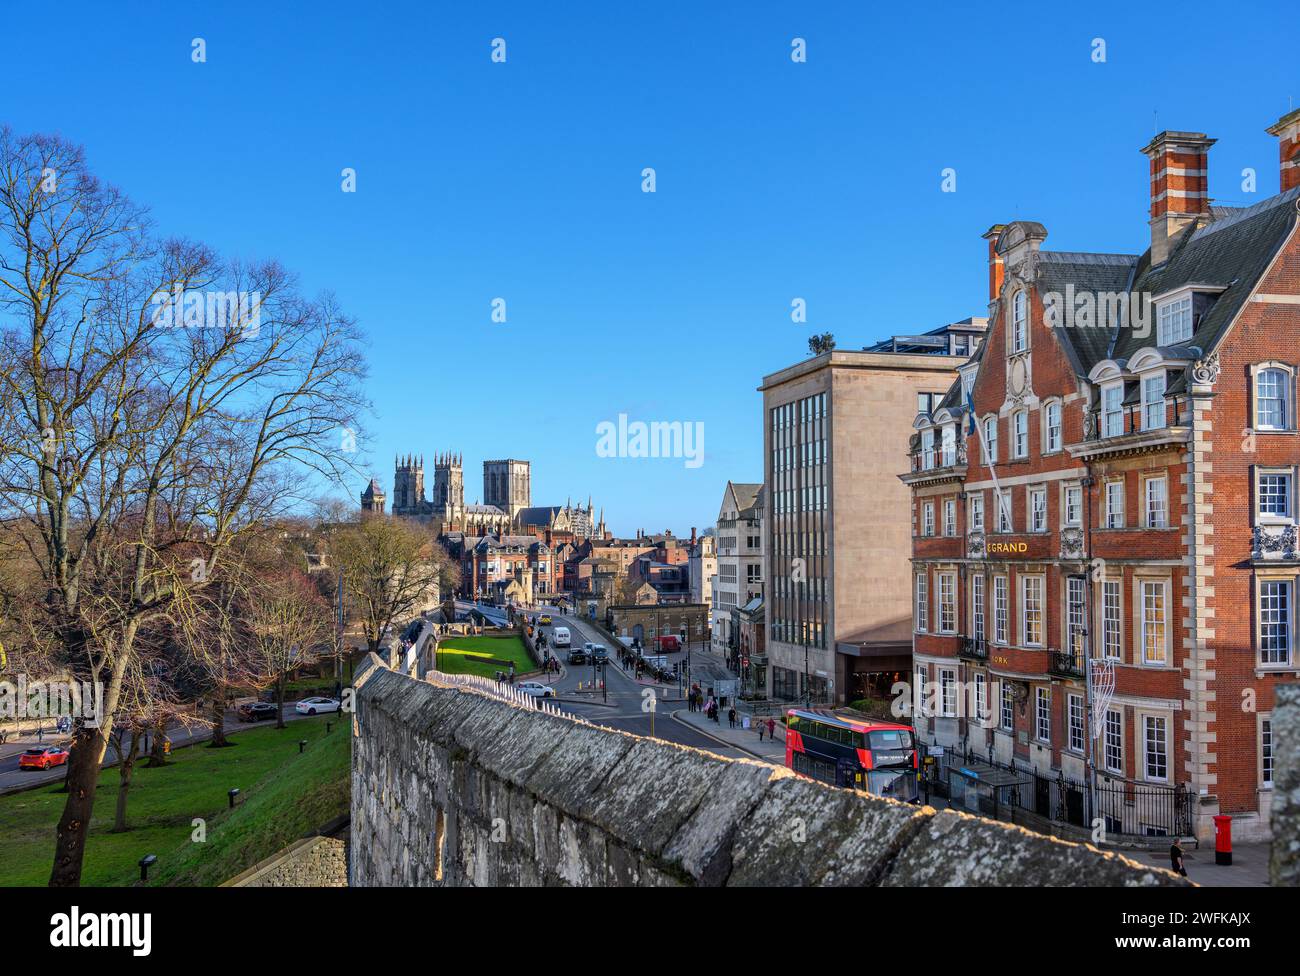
[1102,383,1125,437]
[1142,372,1167,430]
[1156,294,1193,346]
[921,428,935,469]
[1254,365,1294,431]
[940,425,957,466]
[1012,291,1028,353]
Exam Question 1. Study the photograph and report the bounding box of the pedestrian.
[1170,840,1187,877]
[728,706,736,729]
[757,722,764,742]
[766,717,776,741]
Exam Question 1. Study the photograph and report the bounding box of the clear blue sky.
[6,1,1295,535]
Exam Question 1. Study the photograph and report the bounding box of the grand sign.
[985,540,1029,555]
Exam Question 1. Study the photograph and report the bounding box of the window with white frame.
[1029,487,1047,532]
[969,493,984,532]
[983,416,998,462]
[1145,476,1168,528]
[996,489,1013,533]
[1035,687,1050,742]
[972,573,985,640]
[1102,383,1124,437]
[1156,294,1193,346]
[1012,291,1028,353]
[915,574,928,632]
[921,428,935,469]
[1262,717,1274,789]
[1012,410,1029,458]
[938,572,957,634]
[1105,480,1125,528]
[1022,575,1044,646]
[1068,694,1084,753]
[1141,580,1168,666]
[922,501,935,536]
[915,666,927,713]
[1066,577,1087,658]
[1000,680,1014,730]
[1064,484,1082,528]
[1104,709,1123,773]
[940,668,957,717]
[1142,372,1167,430]
[1258,578,1293,667]
[1103,579,1122,661]
[994,575,1009,644]
[941,426,957,466]
[943,499,957,536]
[1143,715,1169,782]
[1258,470,1293,521]
[975,672,988,722]
[1255,366,1292,431]
[1044,400,1061,452]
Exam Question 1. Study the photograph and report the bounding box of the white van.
[552,626,571,648]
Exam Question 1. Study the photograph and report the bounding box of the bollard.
[326,721,333,734]
[299,739,307,754]
[228,788,240,809]
[139,854,157,882]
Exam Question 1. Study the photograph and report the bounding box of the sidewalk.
[1124,842,1270,887]
[672,706,787,764]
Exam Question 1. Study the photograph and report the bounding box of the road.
[0,701,317,793]
[526,609,751,761]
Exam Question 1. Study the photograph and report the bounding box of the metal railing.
[959,636,989,661]
[1047,648,1084,678]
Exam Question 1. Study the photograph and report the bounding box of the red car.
[19,747,70,771]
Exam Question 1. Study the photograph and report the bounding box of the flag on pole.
[965,385,1011,529]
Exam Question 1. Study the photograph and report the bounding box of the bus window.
[869,729,913,751]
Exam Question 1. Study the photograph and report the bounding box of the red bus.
[785,708,920,802]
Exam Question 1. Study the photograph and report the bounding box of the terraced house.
[903,108,1300,843]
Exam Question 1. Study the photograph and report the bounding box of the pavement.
[1125,842,1271,887]
[671,706,787,764]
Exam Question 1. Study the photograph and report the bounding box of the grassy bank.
[0,716,349,887]
[437,634,533,678]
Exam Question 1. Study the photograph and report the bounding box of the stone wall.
[351,656,1189,887]
[1271,684,1300,886]
[222,836,347,887]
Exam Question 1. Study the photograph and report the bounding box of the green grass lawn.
[0,716,349,887]
[436,635,534,678]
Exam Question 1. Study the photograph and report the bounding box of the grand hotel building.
[903,109,1300,842]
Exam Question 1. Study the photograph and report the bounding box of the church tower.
[360,477,386,514]
[433,451,464,515]
[393,454,426,516]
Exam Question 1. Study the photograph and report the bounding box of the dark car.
[238,701,279,722]
[567,649,587,665]
[591,644,608,663]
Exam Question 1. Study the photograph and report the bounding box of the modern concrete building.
[761,320,985,705]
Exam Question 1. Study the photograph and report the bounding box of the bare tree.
[0,129,368,885]
[245,569,333,729]
[331,514,448,657]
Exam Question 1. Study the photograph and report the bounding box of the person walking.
[1170,840,1188,877]
[727,706,737,729]
[757,721,764,742]
[766,717,776,741]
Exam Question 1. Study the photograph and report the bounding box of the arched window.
[1256,366,1293,431]
[1012,291,1028,353]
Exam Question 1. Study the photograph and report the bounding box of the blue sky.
[5,1,1295,535]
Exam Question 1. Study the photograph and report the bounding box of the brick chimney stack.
[1141,131,1215,266]
[1266,107,1300,194]
[981,224,1006,302]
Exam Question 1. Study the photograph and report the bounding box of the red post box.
[1213,814,1232,865]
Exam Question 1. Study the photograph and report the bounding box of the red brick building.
[903,109,1300,842]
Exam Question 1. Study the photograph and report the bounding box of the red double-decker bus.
[785,708,920,802]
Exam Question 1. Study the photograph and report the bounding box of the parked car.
[295,697,340,715]
[19,747,70,771]
[238,701,279,723]
[567,648,587,665]
[517,681,555,699]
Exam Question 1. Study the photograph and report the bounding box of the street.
[524,609,753,762]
